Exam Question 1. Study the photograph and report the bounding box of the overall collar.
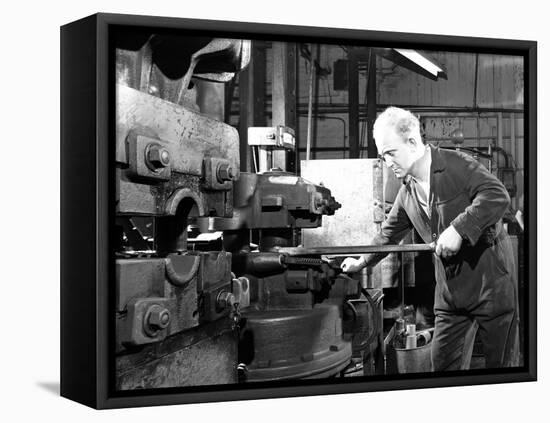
[403,143,443,187]
[429,143,446,173]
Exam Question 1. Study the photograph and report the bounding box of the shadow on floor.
[36,381,60,396]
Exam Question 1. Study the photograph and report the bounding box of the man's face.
[376,129,422,179]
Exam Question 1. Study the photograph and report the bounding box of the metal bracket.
[203,156,238,190]
[248,126,296,150]
[120,297,173,347]
[232,276,250,308]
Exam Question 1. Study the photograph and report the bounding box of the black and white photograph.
[4,0,549,420]
[111,25,530,391]
[37,2,546,417]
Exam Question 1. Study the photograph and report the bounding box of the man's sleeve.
[450,155,511,245]
[363,187,413,266]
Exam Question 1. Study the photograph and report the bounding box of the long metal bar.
[229,105,524,117]
[366,48,378,158]
[238,65,251,172]
[276,243,435,256]
[400,251,405,317]
[272,42,297,172]
[348,48,360,158]
[295,104,525,114]
[306,44,316,162]
[510,113,518,210]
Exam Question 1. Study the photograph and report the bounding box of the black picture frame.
[60,12,537,409]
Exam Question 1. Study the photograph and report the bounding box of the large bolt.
[314,196,324,208]
[147,144,170,169]
[146,305,171,331]
[216,163,235,183]
[216,291,236,312]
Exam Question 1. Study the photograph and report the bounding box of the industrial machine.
[114,32,384,389]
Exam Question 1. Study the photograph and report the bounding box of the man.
[341,107,519,371]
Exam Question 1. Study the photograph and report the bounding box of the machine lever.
[276,243,436,256]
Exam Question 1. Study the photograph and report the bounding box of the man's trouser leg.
[474,272,520,368]
[431,311,478,371]
[432,271,519,370]
[430,265,478,372]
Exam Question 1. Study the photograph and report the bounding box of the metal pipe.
[400,251,405,319]
[497,112,504,150]
[473,53,479,109]
[510,114,518,210]
[276,243,435,256]
[366,48,378,159]
[296,104,525,115]
[348,49,360,158]
[359,49,371,157]
[230,105,524,117]
[306,44,316,162]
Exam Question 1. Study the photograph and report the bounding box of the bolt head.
[147,145,170,168]
[216,291,235,312]
[217,163,235,182]
[315,197,323,208]
[147,305,171,330]
[160,149,170,165]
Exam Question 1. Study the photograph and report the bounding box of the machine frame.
[60,12,537,409]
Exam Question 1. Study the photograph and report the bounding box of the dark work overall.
[366,145,520,370]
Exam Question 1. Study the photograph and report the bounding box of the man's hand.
[341,257,366,273]
[435,225,463,259]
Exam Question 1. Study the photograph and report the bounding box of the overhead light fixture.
[374,48,447,81]
[394,49,446,80]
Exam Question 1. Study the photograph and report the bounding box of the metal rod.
[473,53,479,109]
[348,49,360,158]
[359,49,371,157]
[510,113,518,210]
[276,243,435,256]
[306,44,316,162]
[400,251,405,315]
[297,104,525,114]
[229,105,524,117]
[238,65,251,172]
[366,48,377,159]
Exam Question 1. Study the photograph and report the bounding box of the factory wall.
[376,53,523,108]
[296,44,523,211]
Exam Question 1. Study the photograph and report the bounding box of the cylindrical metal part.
[417,330,433,347]
[285,269,311,292]
[359,267,369,289]
[259,228,293,251]
[223,230,251,253]
[239,304,352,382]
[405,335,417,350]
[237,252,287,275]
[155,215,188,254]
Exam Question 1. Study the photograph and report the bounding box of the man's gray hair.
[373,107,424,144]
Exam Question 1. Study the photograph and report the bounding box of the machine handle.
[276,243,436,256]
